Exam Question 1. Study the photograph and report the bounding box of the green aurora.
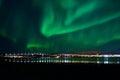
[0,0,120,53]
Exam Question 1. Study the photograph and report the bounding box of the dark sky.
[0,0,120,53]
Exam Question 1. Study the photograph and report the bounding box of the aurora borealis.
[0,0,120,53]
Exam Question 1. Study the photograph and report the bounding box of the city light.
[1,52,120,64]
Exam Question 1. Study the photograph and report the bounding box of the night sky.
[0,0,120,53]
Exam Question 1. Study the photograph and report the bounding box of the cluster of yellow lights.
[4,54,120,58]
[4,56,24,58]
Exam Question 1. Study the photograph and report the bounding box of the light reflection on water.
[3,57,120,64]
[2,53,120,64]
